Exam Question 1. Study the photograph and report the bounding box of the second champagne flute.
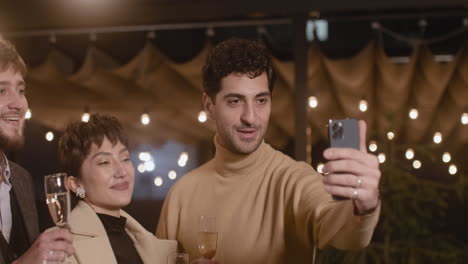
[197,216,218,260]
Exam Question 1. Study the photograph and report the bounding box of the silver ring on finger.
[352,188,359,200]
[356,176,362,188]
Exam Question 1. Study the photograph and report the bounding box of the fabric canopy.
[26,40,468,152]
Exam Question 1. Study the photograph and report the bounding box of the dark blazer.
[0,161,40,264]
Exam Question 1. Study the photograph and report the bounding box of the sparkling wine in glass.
[197,216,217,260]
[45,173,71,228]
[45,173,71,263]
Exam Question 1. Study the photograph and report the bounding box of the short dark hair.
[0,38,27,76]
[58,114,129,179]
[202,38,275,101]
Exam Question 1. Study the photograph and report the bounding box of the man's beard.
[0,129,24,151]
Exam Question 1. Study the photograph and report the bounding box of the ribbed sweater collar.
[213,135,269,178]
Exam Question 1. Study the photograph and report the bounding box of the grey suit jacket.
[0,161,40,264]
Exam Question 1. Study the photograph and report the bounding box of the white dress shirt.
[0,154,12,242]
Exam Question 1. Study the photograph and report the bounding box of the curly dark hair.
[58,114,129,179]
[202,38,275,101]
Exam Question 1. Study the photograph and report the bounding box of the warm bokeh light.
[179,152,189,162]
[81,112,90,123]
[433,132,442,144]
[144,160,155,172]
[168,170,177,180]
[387,131,395,140]
[449,164,457,175]
[368,141,377,152]
[141,113,150,125]
[409,108,419,120]
[359,99,368,112]
[378,153,386,163]
[198,111,207,123]
[308,96,318,108]
[413,160,421,169]
[137,164,146,173]
[154,177,163,187]
[25,109,32,119]
[178,159,187,167]
[405,149,414,160]
[462,113,468,125]
[45,131,54,142]
[139,152,151,161]
[442,152,451,163]
[316,163,324,174]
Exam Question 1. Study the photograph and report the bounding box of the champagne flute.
[44,173,71,262]
[197,216,217,260]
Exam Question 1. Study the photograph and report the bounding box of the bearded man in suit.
[0,38,74,264]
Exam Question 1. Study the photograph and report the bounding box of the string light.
[442,152,451,163]
[81,112,90,123]
[168,170,177,180]
[387,131,395,140]
[25,109,32,119]
[405,149,414,160]
[378,153,386,163]
[448,164,457,175]
[462,113,468,125]
[141,113,150,125]
[368,141,377,152]
[433,132,442,144]
[316,163,324,174]
[308,96,318,108]
[413,160,421,169]
[198,111,207,123]
[138,152,151,161]
[144,160,155,172]
[137,164,146,173]
[154,177,163,187]
[359,99,368,112]
[45,131,54,141]
[409,108,419,120]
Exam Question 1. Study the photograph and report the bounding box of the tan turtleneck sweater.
[157,138,380,264]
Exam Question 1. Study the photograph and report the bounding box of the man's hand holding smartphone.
[322,119,381,215]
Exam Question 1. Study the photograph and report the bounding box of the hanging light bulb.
[141,113,150,125]
[409,108,419,120]
[198,111,207,123]
[462,113,468,125]
[137,164,146,173]
[377,153,386,163]
[405,148,415,160]
[168,170,177,180]
[81,112,90,123]
[45,131,54,142]
[138,152,151,161]
[359,99,368,112]
[368,141,377,152]
[442,152,451,163]
[448,164,457,175]
[413,160,421,169]
[25,109,32,119]
[308,96,318,108]
[387,131,395,140]
[433,132,442,144]
[154,177,163,187]
[179,152,189,162]
[144,160,155,172]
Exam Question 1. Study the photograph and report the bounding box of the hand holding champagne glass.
[44,173,71,262]
[197,216,218,260]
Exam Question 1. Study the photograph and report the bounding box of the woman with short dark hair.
[58,114,176,264]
